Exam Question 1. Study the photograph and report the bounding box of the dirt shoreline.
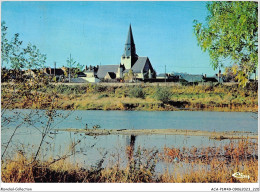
[56,128,258,140]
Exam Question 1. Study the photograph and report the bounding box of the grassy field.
[1,82,258,112]
[1,139,258,183]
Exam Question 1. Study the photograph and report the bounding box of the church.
[84,25,156,82]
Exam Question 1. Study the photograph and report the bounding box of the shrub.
[56,84,72,94]
[98,94,109,99]
[115,87,129,98]
[154,87,172,103]
[129,86,145,99]
[54,85,87,95]
[86,83,98,94]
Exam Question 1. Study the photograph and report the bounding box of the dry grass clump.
[1,153,83,183]
[100,147,158,183]
[162,140,258,183]
[160,158,257,183]
[1,153,35,182]
[164,140,258,163]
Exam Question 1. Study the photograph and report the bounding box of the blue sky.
[2,1,221,75]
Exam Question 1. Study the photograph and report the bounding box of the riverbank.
[1,82,258,112]
[56,128,258,139]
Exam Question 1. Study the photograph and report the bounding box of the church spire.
[121,24,138,70]
[125,24,135,46]
[122,24,137,58]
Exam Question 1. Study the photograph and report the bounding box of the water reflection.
[126,135,136,161]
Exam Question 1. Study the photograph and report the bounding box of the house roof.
[97,65,119,79]
[180,74,204,82]
[157,73,168,78]
[70,78,87,83]
[131,57,148,73]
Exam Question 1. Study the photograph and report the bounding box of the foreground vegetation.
[2,82,258,112]
[2,139,258,183]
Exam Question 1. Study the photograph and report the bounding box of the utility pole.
[218,67,220,83]
[69,54,71,83]
[54,62,56,77]
[165,65,166,84]
[254,68,256,81]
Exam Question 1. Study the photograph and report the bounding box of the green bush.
[55,85,86,95]
[129,86,145,99]
[98,94,109,99]
[153,87,172,103]
[86,83,98,94]
[115,87,129,98]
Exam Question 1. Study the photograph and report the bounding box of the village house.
[82,65,100,83]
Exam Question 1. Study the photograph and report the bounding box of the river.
[1,109,258,170]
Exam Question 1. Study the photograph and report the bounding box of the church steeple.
[121,24,138,69]
[126,24,135,46]
[122,24,137,58]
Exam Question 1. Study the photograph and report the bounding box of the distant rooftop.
[96,65,119,79]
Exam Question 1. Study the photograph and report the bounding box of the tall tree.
[1,21,47,80]
[123,69,136,82]
[24,43,47,69]
[193,1,258,85]
[1,21,12,68]
[66,54,82,82]
[9,33,25,70]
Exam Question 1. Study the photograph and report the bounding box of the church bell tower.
[121,25,138,70]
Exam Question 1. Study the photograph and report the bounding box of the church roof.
[97,65,119,79]
[131,57,148,73]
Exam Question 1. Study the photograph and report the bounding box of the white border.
[1,0,259,191]
[1,183,259,192]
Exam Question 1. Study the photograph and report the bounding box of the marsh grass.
[1,140,258,183]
